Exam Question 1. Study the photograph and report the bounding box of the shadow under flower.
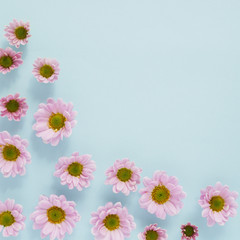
[133,199,171,230]
[0,117,25,133]
[28,77,55,102]
[99,186,128,206]
[1,41,11,49]
[50,176,88,203]
[27,224,42,240]
[0,69,19,93]
[30,131,69,162]
[0,174,24,193]
[18,44,28,60]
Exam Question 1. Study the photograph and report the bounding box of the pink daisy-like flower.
[0,199,25,237]
[32,98,77,146]
[0,93,28,121]
[4,19,31,48]
[32,58,60,83]
[138,224,168,240]
[54,152,96,191]
[105,158,142,196]
[0,131,31,177]
[199,182,238,226]
[0,47,23,74]
[31,194,80,240]
[90,202,136,240]
[181,223,198,240]
[139,171,186,219]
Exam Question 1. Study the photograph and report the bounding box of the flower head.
[31,194,80,240]
[199,182,238,226]
[105,158,142,196]
[0,93,28,121]
[0,47,23,74]
[33,58,60,83]
[0,131,31,177]
[90,202,136,240]
[54,152,96,191]
[138,224,168,240]
[32,98,77,146]
[139,171,186,219]
[181,223,198,240]
[4,19,31,48]
[0,199,25,237]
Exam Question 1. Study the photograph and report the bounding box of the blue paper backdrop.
[0,0,240,239]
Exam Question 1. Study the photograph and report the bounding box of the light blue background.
[0,0,240,239]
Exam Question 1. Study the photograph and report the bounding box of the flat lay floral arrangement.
[0,16,239,240]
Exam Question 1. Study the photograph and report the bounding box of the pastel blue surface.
[0,1,240,239]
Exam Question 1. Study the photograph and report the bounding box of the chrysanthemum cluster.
[54,152,96,191]
[32,58,60,83]
[32,98,77,146]
[0,131,31,177]
[31,195,80,240]
[138,224,168,240]
[0,93,28,121]
[181,223,198,240]
[0,199,25,237]
[0,18,239,240]
[0,47,22,74]
[105,158,142,195]
[4,19,31,48]
[199,182,238,226]
[90,202,136,240]
[139,170,186,219]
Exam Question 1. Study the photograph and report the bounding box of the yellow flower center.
[67,162,83,177]
[47,206,65,224]
[48,113,66,131]
[0,56,13,68]
[2,145,20,161]
[15,26,28,40]
[0,211,15,227]
[5,100,19,113]
[103,214,120,231]
[151,185,170,204]
[209,196,225,212]
[145,230,158,240]
[116,168,132,182]
[40,65,54,78]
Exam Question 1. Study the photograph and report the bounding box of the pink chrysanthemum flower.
[90,202,136,240]
[139,171,186,219]
[31,194,80,240]
[4,19,31,48]
[0,93,28,121]
[0,199,25,237]
[32,98,77,146]
[138,224,168,240]
[199,182,238,226]
[0,131,31,177]
[181,223,198,240]
[105,158,142,196]
[32,58,60,83]
[0,47,23,74]
[54,152,96,191]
